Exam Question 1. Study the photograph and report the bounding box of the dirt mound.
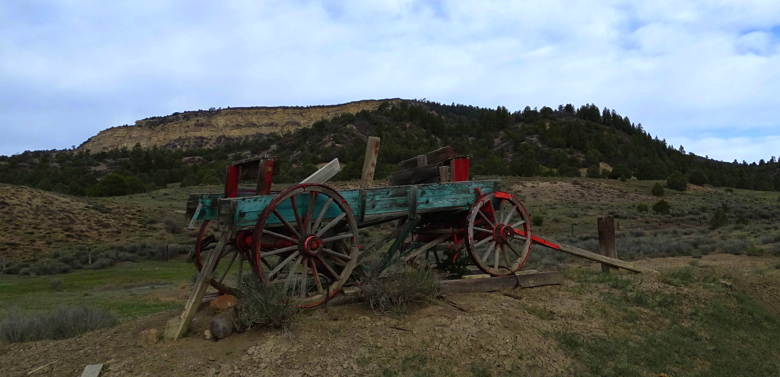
[0,184,146,259]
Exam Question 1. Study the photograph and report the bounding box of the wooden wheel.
[193,220,249,294]
[465,192,532,276]
[252,184,359,307]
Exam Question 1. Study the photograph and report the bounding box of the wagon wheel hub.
[493,224,515,244]
[301,235,323,256]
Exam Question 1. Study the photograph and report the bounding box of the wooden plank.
[173,232,229,340]
[439,271,563,294]
[398,146,456,169]
[402,235,449,262]
[360,136,381,188]
[388,165,440,185]
[300,158,341,184]
[80,364,103,377]
[325,271,562,306]
[438,166,450,183]
[598,216,617,273]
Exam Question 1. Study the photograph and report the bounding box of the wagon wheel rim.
[193,220,248,294]
[252,184,359,308]
[465,192,532,276]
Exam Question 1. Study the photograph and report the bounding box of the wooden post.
[438,166,451,182]
[300,158,342,184]
[598,216,617,273]
[360,136,381,188]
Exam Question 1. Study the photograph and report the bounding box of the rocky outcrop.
[79,99,401,153]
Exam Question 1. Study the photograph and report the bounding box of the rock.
[209,294,238,311]
[164,317,182,340]
[139,328,161,345]
[204,329,213,340]
[210,310,237,341]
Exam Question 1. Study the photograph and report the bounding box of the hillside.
[2,100,779,198]
[78,99,399,153]
[1,254,778,376]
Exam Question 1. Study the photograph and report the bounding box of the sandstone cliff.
[79,99,400,152]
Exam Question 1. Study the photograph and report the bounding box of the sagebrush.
[362,267,440,313]
[235,278,297,330]
[0,305,117,343]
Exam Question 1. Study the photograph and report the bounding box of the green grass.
[554,268,780,377]
[0,259,193,320]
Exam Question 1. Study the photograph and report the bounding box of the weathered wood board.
[209,180,498,229]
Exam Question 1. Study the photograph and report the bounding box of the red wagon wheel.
[465,191,532,276]
[252,184,360,308]
[193,221,249,294]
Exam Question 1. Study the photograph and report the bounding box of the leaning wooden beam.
[300,158,342,184]
[171,233,229,340]
[530,234,655,273]
[439,271,563,294]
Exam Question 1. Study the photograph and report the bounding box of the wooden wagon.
[186,148,541,308]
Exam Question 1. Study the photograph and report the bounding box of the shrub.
[362,267,440,314]
[651,183,665,197]
[532,215,544,227]
[0,306,117,343]
[709,207,728,229]
[636,203,649,213]
[235,278,297,330]
[163,218,183,234]
[666,171,688,191]
[29,258,71,275]
[689,170,708,185]
[652,200,670,214]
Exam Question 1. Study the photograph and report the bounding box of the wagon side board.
[204,180,499,229]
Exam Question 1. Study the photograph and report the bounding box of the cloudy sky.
[1,0,778,162]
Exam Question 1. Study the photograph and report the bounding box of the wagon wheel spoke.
[474,235,494,248]
[284,255,303,291]
[511,219,526,230]
[321,232,354,243]
[316,255,340,278]
[478,209,495,228]
[263,229,297,243]
[268,251,300,279]
[501,205,515,225]
[309,258,324,294]
[290,195,304,232]
[273,209,301,239]
[481,242,496,264]
[504,241,521,258]
[494,243,501,270]
[262,244,299,257]
[312,197,334,233]
[304,191,317,234]
[474,227,492,234]
[317,212,346,237]
[502,245,514,270]
[299,258,309,298]
[322,247,350,260]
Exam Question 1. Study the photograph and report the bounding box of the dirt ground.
[1,253,777,377]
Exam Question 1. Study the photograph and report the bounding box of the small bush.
[88,257,115,269]
[362,267,440,313]
[636,203,649,213]
[709,207,728,229]
[652,200,670,214]
[0,306,117,343]
[163,218,183,234]
[29,258,71,275]
[235,278,297,330]
[651,183,664,197]
[666,171,688,191]
[532,215,544,227]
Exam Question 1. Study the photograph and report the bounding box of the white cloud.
[0,0,779,161]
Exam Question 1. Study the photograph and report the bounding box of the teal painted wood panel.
[196,180,498,229]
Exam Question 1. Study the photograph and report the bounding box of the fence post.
[598,216,617,273]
